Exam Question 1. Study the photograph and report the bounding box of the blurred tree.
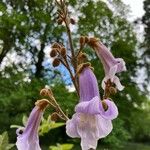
[142,0,150,83]
[0,0,65,78]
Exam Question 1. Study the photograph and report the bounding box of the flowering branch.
[40,88,69,121]
[15,1,127,150]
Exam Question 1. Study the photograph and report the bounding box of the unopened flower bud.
[52,58,60,67]
[51,112,59,121]
[35,99,50,110]
[40,88,53,96]
[60,47,66,57]
[109,87,117,95]
[57,18,63,24]
[102,100,108,111]
[51,43,61,49]
[85,36,90,43]
[88,37,99,47]
[70,18,76,24]
[50,49,57,57]
[40,89,48,96]
[80,36,85,46]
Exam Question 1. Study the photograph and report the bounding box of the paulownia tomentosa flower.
[66,66,118,150]
[16,99,49,150]
[89,39,126,91]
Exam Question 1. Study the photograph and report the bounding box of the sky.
[122,0,145,20]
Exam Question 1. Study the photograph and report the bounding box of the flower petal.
[109,65,118,81]
[76,113,113,150]
[75,96,104,115]
[79,67,100,102]
[66,114,80,138]
[96,115,113,138]
[113,76,124,91]
[100,99,118,120]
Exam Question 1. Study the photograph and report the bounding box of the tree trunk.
[35,43,45,78]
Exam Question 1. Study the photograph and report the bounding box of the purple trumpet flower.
[66,67,118,150]
[91,40,126,91]
[16,100,49,150]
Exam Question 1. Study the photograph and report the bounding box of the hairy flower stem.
[59,58,79,96]
[103,79,112,99]
[47,91,69,121]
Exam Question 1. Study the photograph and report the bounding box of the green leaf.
[0,132,14,150]
[49,143,74,150]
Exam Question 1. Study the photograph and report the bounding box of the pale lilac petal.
[116,58,127,72]
[101,75,124,91]
[80,135,98,150]
[79,67,100,102]
[101,76,109,90]
[75,96,104,115]
[96,115,113,138]
[76,114,98,150]
[16,106,42,150]
[113,76,124,91]
[70,113,113,150]
[109,65,118,81]
[101,99,118,120]
[66,114,80,138]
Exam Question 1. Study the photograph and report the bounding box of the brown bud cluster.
[50,43,67,67]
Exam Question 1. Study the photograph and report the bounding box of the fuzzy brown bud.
[50,49,57,57]
[84,36,90,43]
[79,36,85,46]
[52,58,60,67]
[35,99,50,110]
[70,18,76,24]
[51,112,59,121]
[40,88,53,97]
[109,87,117,95]
[60,47,66,57]
[57,18,63,24]
[51,43,61,49]
[88,37,99,47]
[102,100,108,111]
